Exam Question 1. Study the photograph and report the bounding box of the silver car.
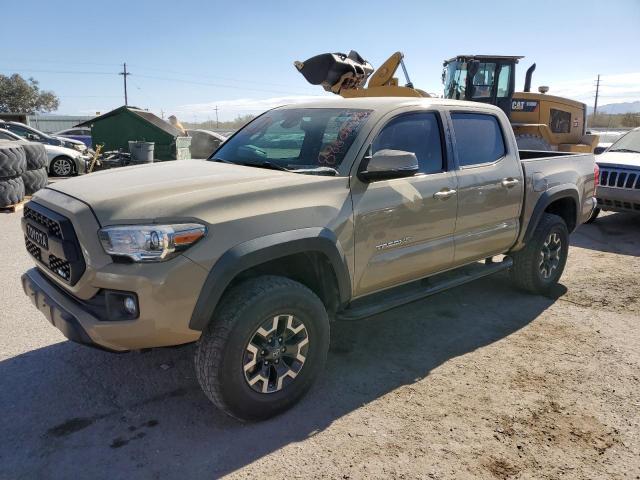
[589,127,640,222]
[0,129,89,176]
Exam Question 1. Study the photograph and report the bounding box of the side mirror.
[594,146,607,155]
[26,133,37,140]
[359,149,419,182]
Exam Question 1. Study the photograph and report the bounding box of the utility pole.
[119,62,131,106]
[214,105,219,129]
[160,109,165,119]
[593,74,601,117]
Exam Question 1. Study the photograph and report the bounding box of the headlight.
[73,144,85,151]
[98,223,206,262]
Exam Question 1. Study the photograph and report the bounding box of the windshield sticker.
[318,110,370,166]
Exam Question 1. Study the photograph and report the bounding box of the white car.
[0,129,89,176]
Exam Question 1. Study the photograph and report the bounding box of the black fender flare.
[189,227,351,330]
[523,186,580,245]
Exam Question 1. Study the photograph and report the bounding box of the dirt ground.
[0,210,638,480]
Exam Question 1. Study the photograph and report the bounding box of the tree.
[0,74,59,113]
[621,113,640,128]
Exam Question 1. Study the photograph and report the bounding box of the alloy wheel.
[539,232,562,279]
[243,314,309,394]
[52,158,72,176]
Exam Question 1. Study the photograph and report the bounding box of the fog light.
[124,296,138,315]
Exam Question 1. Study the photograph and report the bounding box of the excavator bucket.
[294,50,373,94]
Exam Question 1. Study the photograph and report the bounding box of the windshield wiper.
[211,157,234,163]
[289,166,339,176]
[239,160,291,172]
[608,148,640,154]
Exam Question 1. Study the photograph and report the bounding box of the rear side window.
[451,113,506,166]
[372,112,444,174]
[549,109,571,134]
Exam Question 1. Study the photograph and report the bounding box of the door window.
[372,112,445,174]
[497,65,511,98]
[451,113,506,167]
[471,63,496,99]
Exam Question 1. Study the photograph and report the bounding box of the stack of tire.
[0,141,48,207]
[0,142,26,208]
[16,141,48,195]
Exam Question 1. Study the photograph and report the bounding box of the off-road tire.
[14,141,47,170]
[50,156,75,177]
[22,167,48,195]
[0,176,25,207]
[510,213,569,294]
[585,207,600,224]
[195,275,330,421]
[0,143,26,178]
[516,134,552,151]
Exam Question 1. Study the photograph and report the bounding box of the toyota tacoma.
[21,97,596,420]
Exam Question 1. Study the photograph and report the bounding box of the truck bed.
[513,150,595,250]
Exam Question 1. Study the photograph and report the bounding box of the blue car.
[54,127,92,148]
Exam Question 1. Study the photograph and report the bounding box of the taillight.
[594,163,600,190]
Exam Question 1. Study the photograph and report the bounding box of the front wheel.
[195,275,330,421]
[510,213,569,294]
[50,156,75,177]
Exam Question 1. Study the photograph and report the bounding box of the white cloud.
[540,72,640,105]
[173,94,339,120]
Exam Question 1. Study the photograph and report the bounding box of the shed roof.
[75,106,182,137]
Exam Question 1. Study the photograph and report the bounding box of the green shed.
[77,106,191,160]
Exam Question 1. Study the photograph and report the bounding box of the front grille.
[598,167,640,190]
[25,239,42,261]
[24,206,63,237]
[48,254,72,281]
[23,202,85,285]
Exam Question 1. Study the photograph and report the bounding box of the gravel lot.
[0,208,638,480]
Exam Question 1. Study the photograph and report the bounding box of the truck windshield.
[608,129,640,153]
[210,108,372,175]
[443,61,467,100]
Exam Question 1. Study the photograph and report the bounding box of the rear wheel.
[195,275,330,421]
[50,156,74,177]
[510,213,569,294]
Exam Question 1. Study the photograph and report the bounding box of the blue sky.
[2,0,639,120]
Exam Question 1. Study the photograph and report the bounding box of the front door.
[351,111,458,297]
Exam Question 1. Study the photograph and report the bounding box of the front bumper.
[596,186,640,214]
[22,268,113,351]
[22,263,205,352]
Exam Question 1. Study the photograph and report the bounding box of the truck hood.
[46,160,343,225]
[597,151,640,169]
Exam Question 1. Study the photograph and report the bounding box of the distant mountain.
[587,101,640,114]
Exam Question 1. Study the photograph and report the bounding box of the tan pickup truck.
[21,97,596,420]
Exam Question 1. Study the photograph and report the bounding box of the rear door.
[351,109,458,296]
[448,111,524,265]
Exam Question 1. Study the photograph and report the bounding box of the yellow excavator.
[295,51,598,152]
[442,55,598,152]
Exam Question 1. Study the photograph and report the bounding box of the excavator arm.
[294,50,429,98]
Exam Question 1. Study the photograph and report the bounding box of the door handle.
[501,178,520,188]
[433,188,457,200]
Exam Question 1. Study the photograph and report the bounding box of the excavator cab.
[442,55,523,117]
